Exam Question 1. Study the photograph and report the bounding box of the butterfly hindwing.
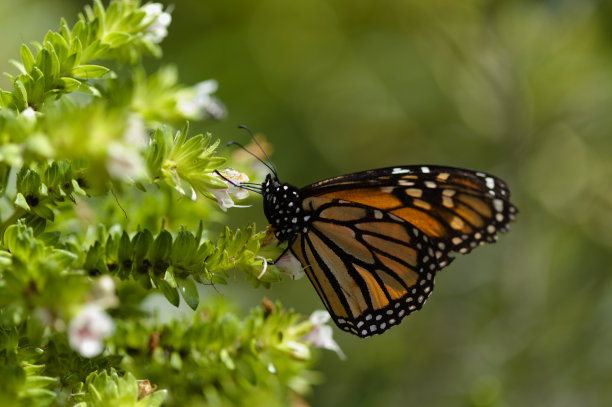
[290,197,453,337]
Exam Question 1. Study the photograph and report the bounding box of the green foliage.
[72,369,167,407]
[1,0,163,111]
[114,300,318,407]
[0,1,323,406]
[0,327,57,407]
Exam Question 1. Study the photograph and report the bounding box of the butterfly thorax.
[261,174,310,242]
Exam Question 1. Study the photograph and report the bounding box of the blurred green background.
[3,0,612,406]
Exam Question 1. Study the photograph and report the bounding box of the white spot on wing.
[493,199,503,212]
[392,167,411,174]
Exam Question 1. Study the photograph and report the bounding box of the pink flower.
[275,253,304,280]
[210,169,250,211]
[302,310,345,360]
[68,304,115,358]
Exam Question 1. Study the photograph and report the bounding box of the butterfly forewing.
[301,165,517,256]
[290,197,453,337]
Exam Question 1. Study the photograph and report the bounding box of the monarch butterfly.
[226,131,517,338]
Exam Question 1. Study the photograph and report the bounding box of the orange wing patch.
[312,221,375,264]
[355,221,412,243]
[308,232,369,317]
[353,265,390,309]
[456,193,492,218]
[318,188,402,209]
[390,207,446,238]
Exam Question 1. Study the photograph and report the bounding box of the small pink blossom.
[275,253,304,280]
[210,169,250,211]
[302,310,345,360]
[68,304,115,358]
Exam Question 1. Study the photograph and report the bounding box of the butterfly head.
[261,174,309,242]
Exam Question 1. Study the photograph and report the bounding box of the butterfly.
[227,132,517,338]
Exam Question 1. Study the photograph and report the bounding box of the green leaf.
[204,157,227,171]
[0,90,14,108]
[25,375,57,388]
[51,31,69,62]
[38,48,54,80]
[105,32,131,47]
[176,276,199,310]
[117,231,132,264]
[13,79,28,110]
[70,64,110,79]
[157,278,179,307]
[163,269,177,288]
[15,193,31,211]
[132,229,153,262]
[171,231,197,265]
[32,204,55,221]
[77,82,101,97]
[150,230,172,269]
[63,53,79,72]
[71,20,86,43]
[21,388,57,404]
[68,37,82,66]
[58,77,82,92]
[9,59,26,75]
[49,249,78,268]
[30,68,45,103]
[45,42,61,82]
[59,18,71,42]
[38,231,60,246]
[21,45,35,72]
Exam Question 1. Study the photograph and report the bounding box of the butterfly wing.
[300,165,517,254]
[289,197,453,337]
[288,165,516,337]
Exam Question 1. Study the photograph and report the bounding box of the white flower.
[123,114,147,148]
[275,253,304,280]
[142,3,172,43]
[210,169,250,211]
[21,107,37,120]
[68,304,115,358]
[177,80,227,120]
[106,141,147,181]
[106,115,148,181]
[302,310,346,360]
[91,275,119,309]
[285,340,311,360]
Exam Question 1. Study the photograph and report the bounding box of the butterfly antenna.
[226,140,277,177]
[237,125,278,177]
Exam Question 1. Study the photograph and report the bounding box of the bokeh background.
[3,0,612,406]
